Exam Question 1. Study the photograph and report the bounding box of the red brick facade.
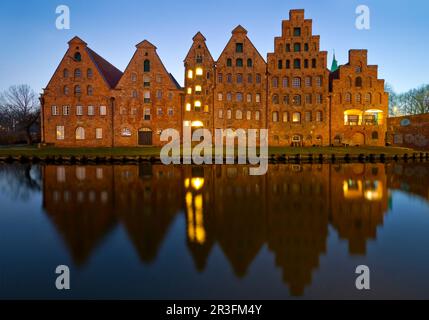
[330,50,388,147]
[41,9,388,148]
[387,113,429,150]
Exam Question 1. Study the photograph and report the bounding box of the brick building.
[267,9,329,147]
[330,50,388,147]
[386,113,429,150]
[41,9,388,148]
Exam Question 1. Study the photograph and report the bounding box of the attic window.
[74,52,82,62]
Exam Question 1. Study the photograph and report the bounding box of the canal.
[0,162,428,299]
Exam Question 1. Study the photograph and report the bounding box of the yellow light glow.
[343,180,363,199]
[195,85,202,92]
[184,178,190,188]
[196,68,203,76]
[187,87,192,94]
[186,103,191,111]
[364,181,383,201]
[191,121,204,127]
[194,101,202,107]
[191,177,205,191]
[187,70,193,79]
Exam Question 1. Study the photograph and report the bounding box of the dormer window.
[74,52,82,62]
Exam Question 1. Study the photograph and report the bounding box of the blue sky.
[0,0,427,94]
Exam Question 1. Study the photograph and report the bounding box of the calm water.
[0,162,429,299]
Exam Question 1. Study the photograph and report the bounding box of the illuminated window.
[246,111,251,120]
[272,111,279,122]
[194,101,201,111]
[236,110,242,119]
[246,93,252,103]
[195,85,202,93]
[283,112,288,122]
[187,70,193,79]
[187,87,192,94]
[96,128,103,139]
[227,109,232,119]
[196,68,203,76]
[255,93,261,103]
[186,103,191,111]
[56,126,64,140]
[76,127,85,140]
[292,112,301,123]
[218,109,223,119]
[204,105,209,113]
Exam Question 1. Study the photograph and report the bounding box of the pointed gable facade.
[214,25,267,133]
[42,36,122,147]
[113,40,183,146]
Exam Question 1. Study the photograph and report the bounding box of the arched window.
[63,69,69,78]
[345,92,352,103]
[294,58,301,69]
[272,77,279,88]
[74,85,81,96]
[246,110,251,120]
[272,111,279,122]
[87,85,93,96]
[87,68,93,78]
[283,95,290,105]
[283,112,288,122]
[144,59,150,72]
[292,112,301,123]
[63,86,69,95]
[293,95,301,105]
[74,68,81,78]
[365,93,372,103]
[316,111,323,122]
[236,110,242,120]
[292,77,301,88]
[372,131,379,140]
[247,58,253,67]
[236,58,243,67]
[355,77,363,87]
[227,109,232,119]
[76,127,85,140]
[356,93,362,103]
[272,94,279,104]
[312,58,317,68]
[74,52,82,62]
[282,77,289,88]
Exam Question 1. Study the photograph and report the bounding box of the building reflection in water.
[41,162,429,296]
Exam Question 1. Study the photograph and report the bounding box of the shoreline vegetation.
[0,145,428,164]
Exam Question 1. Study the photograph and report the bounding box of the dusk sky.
[0,0,427,94]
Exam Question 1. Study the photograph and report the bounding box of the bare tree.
[0,85,40,144]
[396,85,429,115]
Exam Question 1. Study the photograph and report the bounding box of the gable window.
[87,85,93,96]
[227,58,232,67]
[96,128,103,139]
[76,127,85,140]
[144,91,150,103]
[131,73,137,82]
[294,43,301,52]
[247,58,253,67]
[63,86,69,95]
[100,105,107,116]
[196,55,203,63]
[294,59,301,69]
[355,77,363,87]
[236,58,243,67]
[76,105,83,116]
[293,27,301,37]
[236,43,243,53]
[56,126,64,140]
[143,75,150,87]
[74,68,81,78]
[51,106,58,116]
[74,52,82,62]
[63,69,69,78]
[87,68,93,78]
[144,60,150,72]
[74,85,81,96]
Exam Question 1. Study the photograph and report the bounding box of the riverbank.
[0,145,427,164]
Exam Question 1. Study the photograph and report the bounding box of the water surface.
[0,162,428,299]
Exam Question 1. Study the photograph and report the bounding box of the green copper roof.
[331,53,338,72]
